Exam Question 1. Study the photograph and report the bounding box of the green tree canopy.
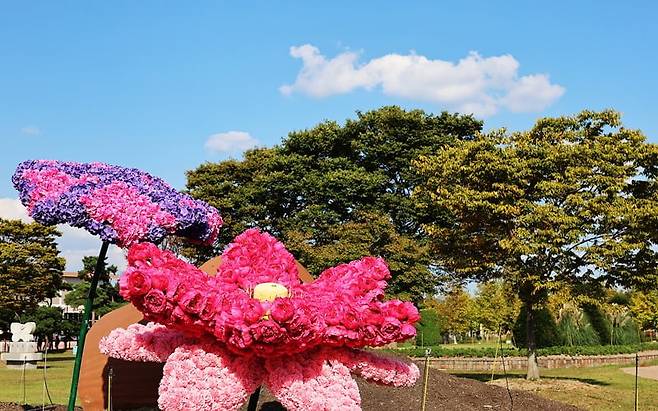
[0,219,65,315]
[23,306,63,341]
[435,287,477,339]
[186,106,482,302]
[473,281,520,334]
[77,255,118,282]
[65,255,123,314]
[630,290,658,331]
[414,110,658,378]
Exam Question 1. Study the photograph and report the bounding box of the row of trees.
[419,284,657,347]
[184,107,658,379]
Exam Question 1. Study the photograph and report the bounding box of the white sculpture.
[2,322,42,369]
[10,322,36,342]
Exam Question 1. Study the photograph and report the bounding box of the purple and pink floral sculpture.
[12,160,221,246]
[101,228,421,410]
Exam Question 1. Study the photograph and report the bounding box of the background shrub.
[513,307,561,348]
[415,308,443,346]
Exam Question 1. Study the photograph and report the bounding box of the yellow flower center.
[252,282,289,302]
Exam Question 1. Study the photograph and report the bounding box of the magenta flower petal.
[158,344,264,411]
[216,228,301,291]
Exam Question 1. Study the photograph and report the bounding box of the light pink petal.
[264,350,361,411]
[332,347,420,387]
[159,343,264,411]
[99,323,197,362]
[216,228,301,290]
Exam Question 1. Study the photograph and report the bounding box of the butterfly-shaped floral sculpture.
[101,228,420,410]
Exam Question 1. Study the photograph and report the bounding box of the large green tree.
[0,219,66,315]
[186,106,482,302]
[414,110,658,379]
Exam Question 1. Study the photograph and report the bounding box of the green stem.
[67,241,109,411]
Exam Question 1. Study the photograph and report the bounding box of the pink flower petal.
[99,323,197,362]
[331,347,420,387]
[158,343,264,411]
[264,349,361,411]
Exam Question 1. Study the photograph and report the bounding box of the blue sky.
[1,1,656,270]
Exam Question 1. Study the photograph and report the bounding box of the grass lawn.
[0,350,75,406]
[450,360,658,411]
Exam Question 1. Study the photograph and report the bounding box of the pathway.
[621,365,658,380]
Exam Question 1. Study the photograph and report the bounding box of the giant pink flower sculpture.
[101,228,420,410]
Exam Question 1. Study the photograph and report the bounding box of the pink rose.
[286,314,312,340]
[250,320,285,344]
[400,323,417,339]
[404,302,420,323]
[381,317,401,341]
[199,296,218,321]
[356,276,377,294]
[171,306,191,325]
[385,300,420,323]
[324,304,345,326]
[363,304,383,325]
[361,324,380,342]
[270,298,295,323]
[341,308,360,330]
[243,299,265,324]
[325,326,348,345]
[143,289,167,313]
[119,268,151,298]
[172,281,190,301]
[149,271,170,291]
[228,327,253,349]
[180,291,205,314]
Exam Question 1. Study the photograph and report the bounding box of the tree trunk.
[525,300,540,380]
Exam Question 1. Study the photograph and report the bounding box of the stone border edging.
[421,350,658,371]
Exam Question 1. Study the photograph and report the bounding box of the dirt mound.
[1,367,579,411]
[246,363,581,411]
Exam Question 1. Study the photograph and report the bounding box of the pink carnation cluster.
[104,228,421,410]
[119,228,419,356]
[100,323,198,362]
[21,166,97,209]
[80,181,178,247]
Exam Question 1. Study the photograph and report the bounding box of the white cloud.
[280,45,565,116]
[0,198,32,222]
[204,131,259,154]
[20,125,41,136]
[0,198,126,272]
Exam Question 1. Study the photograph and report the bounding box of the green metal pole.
[246,386,261,411]
[67,241,109,411]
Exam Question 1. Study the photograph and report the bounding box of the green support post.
[67,241,109,411]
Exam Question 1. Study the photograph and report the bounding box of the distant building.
[44,271,83,321]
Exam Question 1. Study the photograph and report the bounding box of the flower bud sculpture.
[101,228,420,410]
